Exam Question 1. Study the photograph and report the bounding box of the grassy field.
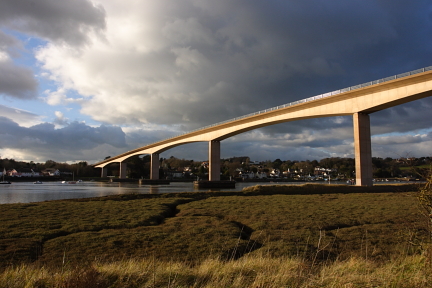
[0,183,431,287]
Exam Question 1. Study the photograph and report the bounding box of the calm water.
[0,181,307,204]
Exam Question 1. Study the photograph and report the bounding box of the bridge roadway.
[94,67,432,186]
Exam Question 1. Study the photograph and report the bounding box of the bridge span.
[94,67,432,186]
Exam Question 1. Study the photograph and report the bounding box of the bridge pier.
[119,162,127,179]
[353,112,373,186]
[209,140,220,181]
[101,167,108,178]
[150,153,160,180]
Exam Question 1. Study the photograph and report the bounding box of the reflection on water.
[0,181,294,204]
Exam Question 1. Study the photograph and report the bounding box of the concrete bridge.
[94,66,432,186]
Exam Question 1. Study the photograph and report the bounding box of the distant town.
[0,155,430,181]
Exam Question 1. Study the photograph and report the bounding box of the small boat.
[33,181,43,184]
[0,168,11,184]
[62,172,77,184]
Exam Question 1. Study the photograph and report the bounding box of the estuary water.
[0,181,305,204]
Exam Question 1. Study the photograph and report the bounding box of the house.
[314,167,337,176]
[255,172,268,179]
[8,169,18,177]
[9,168,40,177]
[239,171,255,179]
[283,170,295,178]
[165,170,184,179]
[270,169,280,178]
[42,168,61,176]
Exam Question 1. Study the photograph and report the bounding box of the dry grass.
[0,253,430,287]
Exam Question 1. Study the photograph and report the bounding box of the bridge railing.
[148,65,432,146]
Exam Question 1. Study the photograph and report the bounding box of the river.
[0,181,315,204]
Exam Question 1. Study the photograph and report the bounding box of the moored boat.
[0,168,11,184]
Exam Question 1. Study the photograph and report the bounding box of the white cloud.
[0,104,43,127]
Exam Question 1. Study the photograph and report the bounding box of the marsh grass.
[0,183,430,287]
[0,197,194,266]
[176,192,425,260]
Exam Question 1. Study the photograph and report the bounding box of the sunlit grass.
[0,253,430,287]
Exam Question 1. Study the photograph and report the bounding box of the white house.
[270,169,280,177]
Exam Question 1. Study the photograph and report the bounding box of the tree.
[273,159,283,170]
[128,155,151,178]
[45,160,56,168]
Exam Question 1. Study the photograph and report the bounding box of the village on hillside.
[1,156,428,182]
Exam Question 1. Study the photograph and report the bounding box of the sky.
[0,0,432,164]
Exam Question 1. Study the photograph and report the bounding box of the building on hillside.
[255,172,268,179]
[270,169,280,178]
[42,168,61,176]
[314,167,337,176]
[239,171,255,179]
[9,168,40,177]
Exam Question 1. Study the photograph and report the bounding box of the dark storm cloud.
[0,30,22,56]
[0,61,37,99]
[144,0,432,130]
[0,0,106,45]
[0,30,38,99]
[371,98,432,135]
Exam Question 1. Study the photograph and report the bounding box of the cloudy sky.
[0,0,432,164]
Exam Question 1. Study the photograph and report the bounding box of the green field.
[1,183,431,287]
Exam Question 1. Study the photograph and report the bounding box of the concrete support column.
[209,140,221,181]
[150,153,160,180]
[353,113,373,186]
[119,162,127,179]
[101,167,108,178]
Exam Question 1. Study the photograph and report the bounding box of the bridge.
[94,66,432,186]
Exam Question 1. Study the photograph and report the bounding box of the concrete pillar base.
[209,141,221,181]
[150,153,160,180]
[119,162,127,179]
[101,167,108,178]
[353,113,373,186]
